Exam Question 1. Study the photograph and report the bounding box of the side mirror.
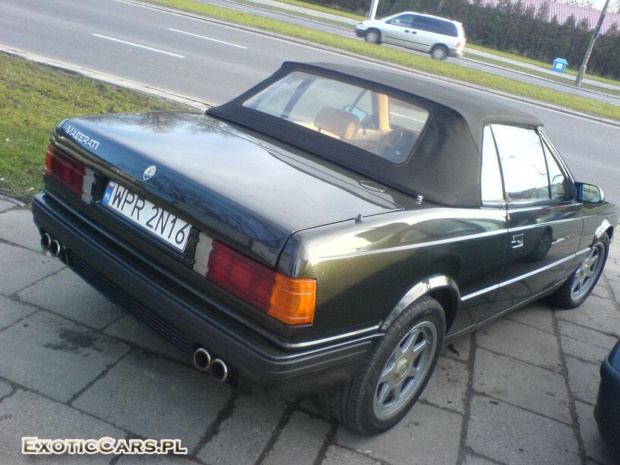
[576,182,605,203]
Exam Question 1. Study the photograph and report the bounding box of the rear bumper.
[32,193,377,394]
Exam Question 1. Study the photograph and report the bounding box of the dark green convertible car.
[32,62,618,434]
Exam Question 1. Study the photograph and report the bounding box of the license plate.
[102,181,191,252]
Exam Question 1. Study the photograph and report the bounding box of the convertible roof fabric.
[209,62,542,208]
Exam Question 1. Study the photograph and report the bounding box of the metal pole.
[575,0,611,87]
[369,0,379,20]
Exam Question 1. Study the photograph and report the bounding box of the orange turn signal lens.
[268,275,316,325]
[207,241,316,325]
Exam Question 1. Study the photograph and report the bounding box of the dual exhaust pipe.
[193,347,230,383]
[40,232,64,259]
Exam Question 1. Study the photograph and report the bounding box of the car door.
[489,124,583,314]
[449,126,509,335]
[381,14,417,48]
[409,16,440,52]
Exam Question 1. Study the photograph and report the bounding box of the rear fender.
[381,275,459,331]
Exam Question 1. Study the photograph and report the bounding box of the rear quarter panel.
[281,206,508,340]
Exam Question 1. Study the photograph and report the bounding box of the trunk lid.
[56,112,401,266]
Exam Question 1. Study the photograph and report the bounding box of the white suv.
[355,12,466,60]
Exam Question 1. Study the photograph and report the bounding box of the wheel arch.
[365,28,382,43]
[594,218,614,243]
[381,275,460,332]
[430,43,449,53]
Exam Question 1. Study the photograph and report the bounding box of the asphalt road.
[198,0,620,104]
[1,0,619,201]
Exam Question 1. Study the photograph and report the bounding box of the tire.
[430,45,448,60]
[365,29,381,44]
[320,296,445,434]
[551,233,609,309]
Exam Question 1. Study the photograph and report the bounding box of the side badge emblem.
[143,165,157,181]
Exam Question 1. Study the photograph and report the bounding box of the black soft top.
[209,62,542,208]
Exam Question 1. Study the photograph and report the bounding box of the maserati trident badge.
[143,165,157,181]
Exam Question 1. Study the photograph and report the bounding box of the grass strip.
[464,53,620,98]
[0,53,192,202]
[142,0,619,121]
[466,43,620,88]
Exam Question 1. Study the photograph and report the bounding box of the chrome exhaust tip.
[40,232,52,251]
[193,347,212,372]
[49,239,64,258]
[210,359,229,383]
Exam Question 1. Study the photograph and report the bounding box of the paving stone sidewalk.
[1,195,619,465]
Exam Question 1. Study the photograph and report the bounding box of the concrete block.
[476,317,562,373]
[0,389,124,464]
[462,454,499,465]
[559,320,617,364]
[0,378,13,399]
[0,311,130,402]
[473,348,571,423]
[72,351,233,452]
[263,411,332,465]
[421,355,468,413]
[322,445,382,465]
[0,243,64,295]
[197,394,287,465]
[506,301,555,334]
[466,395,580,464]
[0,196,21,213]
[565,356,600,405]
[0,294,37,331]
[443,333,472,363]
[337,402,462,465]
[18,268,122,330]
[0,209,41,251]
[556,295,620,337]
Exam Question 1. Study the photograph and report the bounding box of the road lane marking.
[92,34,185,58]
[168,28,247,49]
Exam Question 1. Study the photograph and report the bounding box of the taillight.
[45,144,85,197]
[206,241,316,325]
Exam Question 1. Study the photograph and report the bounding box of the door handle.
[511,234,524,249]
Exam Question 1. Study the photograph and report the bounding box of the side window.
[542,141,568,200]
[491,125,550,203]
[481,126,505,203]
[387,14,414,27]
[412,16,434,33]
[435,20,458,37]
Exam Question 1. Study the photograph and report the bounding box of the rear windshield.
[243,71,429,164]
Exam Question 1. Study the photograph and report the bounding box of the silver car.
[355,12,466,60]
